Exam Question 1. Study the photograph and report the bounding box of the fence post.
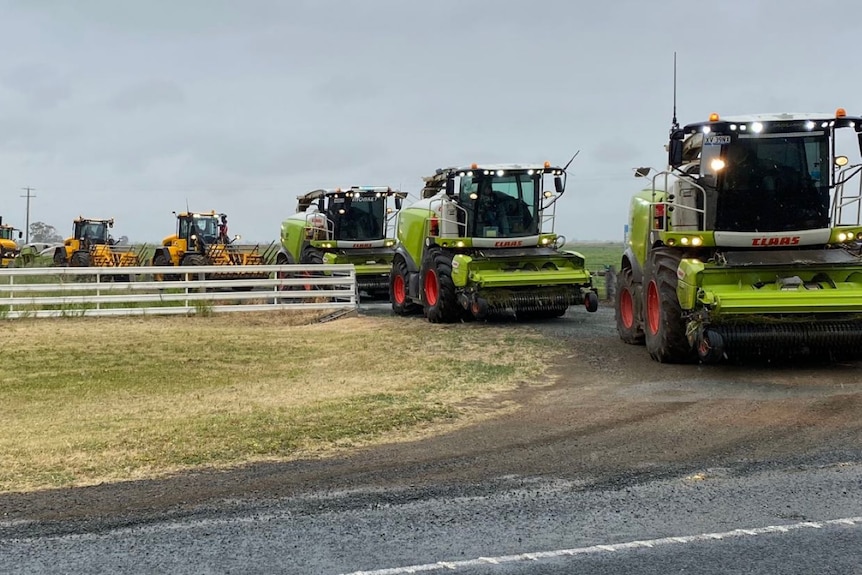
[604,265,617,302]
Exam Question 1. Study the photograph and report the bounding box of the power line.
[20,187,36,244]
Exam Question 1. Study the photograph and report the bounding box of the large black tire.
[421,248,460,323]
[300,247,326,294]
[390,256,421,315]
[643,248,693,363]
[53,249,67,267]
[276,252,297,290]
[70,251,90,267]
[153,253,178,282]
[615,265,645,345]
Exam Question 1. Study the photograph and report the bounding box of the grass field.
[0,312,561,493]
[567,242,624,298]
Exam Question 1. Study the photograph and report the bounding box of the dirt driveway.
[4,306,862,528]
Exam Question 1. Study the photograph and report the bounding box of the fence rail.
[0,264,357,318]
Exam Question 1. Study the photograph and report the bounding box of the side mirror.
[445,179,456,197]
[318,198,325,211]
[395,196,403,210]
[668,129,685,168]
[634,167,651,178]
[17,231,23,239]
[233,234,242,243]
[554,176,564,194]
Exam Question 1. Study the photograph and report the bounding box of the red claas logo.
[751,236,800,246]
[494,240,523,247]
[353,243,373,248]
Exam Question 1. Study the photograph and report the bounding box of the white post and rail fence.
[0,265,357,319]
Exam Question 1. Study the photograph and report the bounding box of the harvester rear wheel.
[643,248,693,363]
[391,256,420,315]
[615,265,645,345]
[421,248,459,323]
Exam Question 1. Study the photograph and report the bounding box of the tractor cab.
[421,163,566,240]
[173,211,221,250]
[73,218,113,246]
[658,109,862,240]
[0,224,22,242]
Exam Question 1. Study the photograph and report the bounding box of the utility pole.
[20,187,36,244]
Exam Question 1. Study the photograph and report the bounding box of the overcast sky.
[2,0,861,243]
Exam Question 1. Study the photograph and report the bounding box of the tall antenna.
[671,51,679,132]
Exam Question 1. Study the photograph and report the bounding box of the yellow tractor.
[52,217,143,272]
[151,210,275,282]
[0,217,23,267]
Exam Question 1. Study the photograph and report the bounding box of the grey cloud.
[108,80,185,112]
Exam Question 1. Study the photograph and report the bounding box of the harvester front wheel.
[421,248,460,323]
[615,265,645,345]
[299,247,323,289]
[390,256,420,315]
[643,248,693,363]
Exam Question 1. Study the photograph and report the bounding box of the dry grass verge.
[0,311,559,493]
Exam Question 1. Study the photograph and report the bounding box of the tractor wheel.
[615,265,645,345]
[52,249,67,267]
[152,253,178,282]
[643,248,693,363]
[390,256,421,315]
[70,251,90,267]
[421,248,460,323]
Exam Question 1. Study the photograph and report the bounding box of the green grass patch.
[0,314,561,492]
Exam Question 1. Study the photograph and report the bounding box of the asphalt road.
[3,304,862,574]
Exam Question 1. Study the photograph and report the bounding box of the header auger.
[617,109,862,363]
[390,162,598,322]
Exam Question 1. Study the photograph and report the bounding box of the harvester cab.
[278,186,405,298]
[390,163,598,322]
[0,217,23,267]
[618,108,862,362]
[53,217,142,269]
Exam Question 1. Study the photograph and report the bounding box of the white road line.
[340,516,862,575]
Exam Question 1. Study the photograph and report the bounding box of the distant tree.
[29,222,64,243]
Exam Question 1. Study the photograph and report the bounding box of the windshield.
[710,134,829,232]
[460,172,539,238]
[329,196,385,241]
[180,216,219,242]
[76,221,109,243]
[0,228,13,241]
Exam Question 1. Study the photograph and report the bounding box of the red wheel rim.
[303,270,314,291]
[646,280,660,335]
[393,274,406,303]
[620,289,634,329]
[424,269,439,306]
